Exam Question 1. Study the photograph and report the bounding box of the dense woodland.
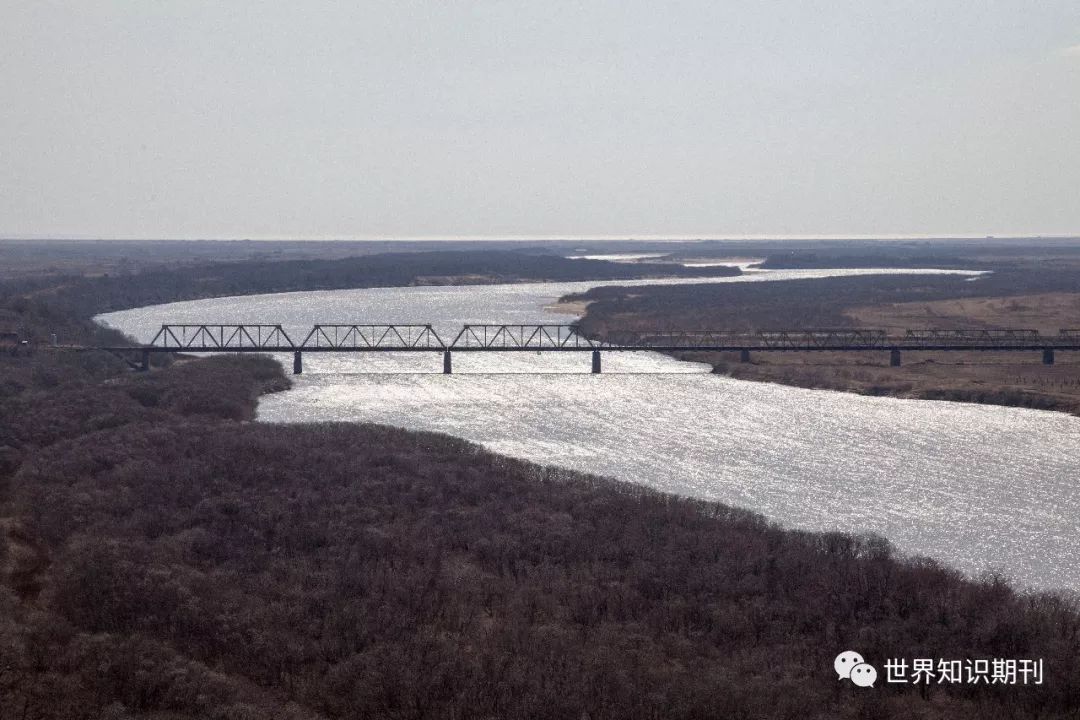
[0,239,700,279]
[1,250,731,346]
[1,245,1079,718]
[753,252,983,269]
[2,350,1080,719]
[657,238,1080,264]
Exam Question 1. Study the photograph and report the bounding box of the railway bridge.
[94,324,1080,374]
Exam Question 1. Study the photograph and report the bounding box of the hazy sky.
[2,1,1078,240]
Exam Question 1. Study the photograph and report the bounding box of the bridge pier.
[740,349,751,363]
[1043,349,1055,365]
[890,348,902,367]
[140,349,150,372]
[443,350,452,374]
[591,350,601,374]
[293,351,303,375]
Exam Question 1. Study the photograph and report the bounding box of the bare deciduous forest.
[1,248,732,345]
[1,245,1079,718]
[2,349,1080,719]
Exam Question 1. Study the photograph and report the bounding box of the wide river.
[98,267,1080,593]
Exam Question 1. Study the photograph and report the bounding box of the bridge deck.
[85,323,1080,353]
[99,345,1080,353]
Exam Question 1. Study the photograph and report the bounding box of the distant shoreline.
[569,269,1080,417]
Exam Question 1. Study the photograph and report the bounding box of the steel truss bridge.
[95,324,1080,374]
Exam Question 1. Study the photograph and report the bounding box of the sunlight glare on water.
[96,267,1080,592]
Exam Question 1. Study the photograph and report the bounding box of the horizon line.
[3,233,1080,243]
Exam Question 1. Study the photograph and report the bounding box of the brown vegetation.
[2,352,1079,718]
[688,350,1080,415]
[2,244,1080,718]
[571,272,1080,415]
[2,249,734,347]
[846,292,1080,336]
[570,270,1080,333]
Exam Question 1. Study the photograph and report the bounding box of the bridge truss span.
[130,322,1080,376]
[1059,329,1080,343]
[603,329,745,349]
[448,324,597,349]
[300,324,446,350]
[899,328,1040,347]
[149,324,296,349]
[753,328,888,350]
[142,323,1080,352]
[597,328,889,350]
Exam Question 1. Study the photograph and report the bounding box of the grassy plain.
[693,293,1080,415]
[569,260,1080,415]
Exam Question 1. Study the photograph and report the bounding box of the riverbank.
[4,246,1080,717]
[4,347,1080,718]
[569,271,1080,417]
[688,349,1080,416]
[695,290,1080,416]
[2,248,738,348]
[132,269,1080,591]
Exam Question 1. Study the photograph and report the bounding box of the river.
[96,267,1080,593]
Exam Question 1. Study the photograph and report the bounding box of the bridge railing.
[150,324,295,349]
[300,324,446,349]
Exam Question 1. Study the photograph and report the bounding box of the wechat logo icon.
[835,650,877,688]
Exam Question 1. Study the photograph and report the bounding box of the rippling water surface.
[97,268,1080,592]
